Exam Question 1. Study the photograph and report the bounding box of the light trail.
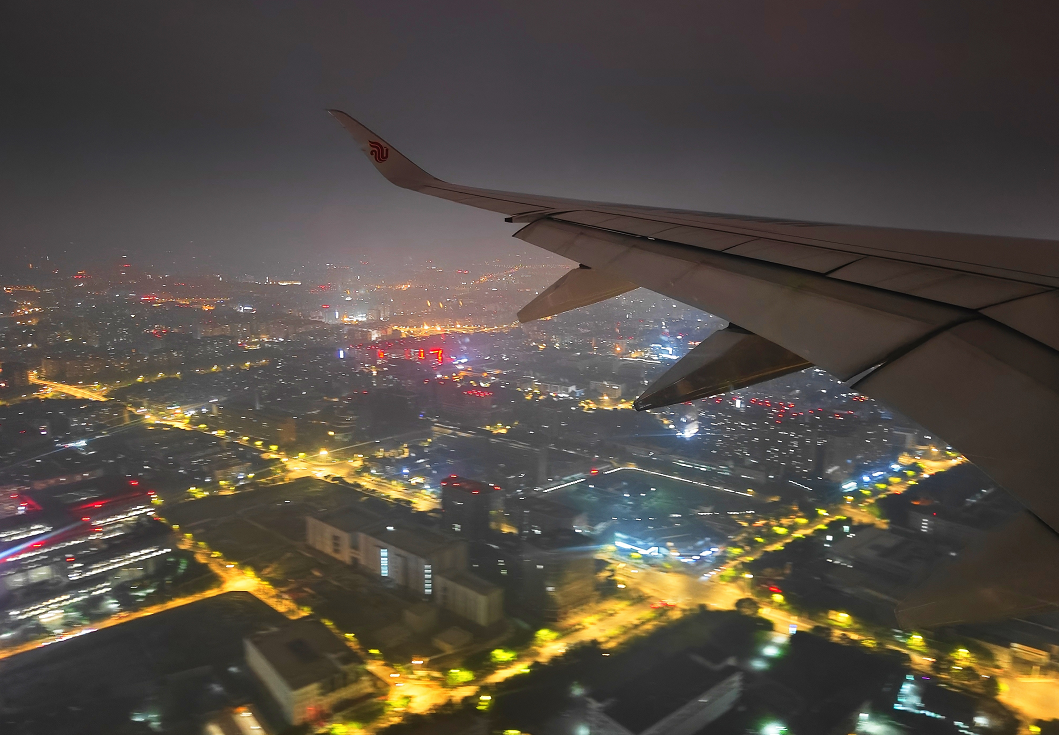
[602,466,754,497]
[29,375,109,401]
[68,546,172,580]
[540,478,586,493]
[0,522,84,564]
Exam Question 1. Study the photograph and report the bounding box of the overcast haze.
[3,1,1059,273]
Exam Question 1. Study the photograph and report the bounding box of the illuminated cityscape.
[4,3,1059,734]
[0,249,1052,735]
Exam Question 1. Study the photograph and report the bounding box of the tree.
[735,598,760,616]
[930,655,953,677]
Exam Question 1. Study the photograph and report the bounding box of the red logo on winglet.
[368,141,389,162]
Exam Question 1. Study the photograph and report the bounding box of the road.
[29,374,110,401]
[999,677,1059,722]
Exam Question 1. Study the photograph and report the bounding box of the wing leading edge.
[329,111,1059,624]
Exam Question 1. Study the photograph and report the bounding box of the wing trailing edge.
[897,511,1059,628]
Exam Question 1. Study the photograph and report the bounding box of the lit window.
[380,548,389,577]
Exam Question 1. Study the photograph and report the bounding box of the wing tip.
[326,110,437,190]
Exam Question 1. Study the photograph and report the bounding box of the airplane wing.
[329,110,1059,624]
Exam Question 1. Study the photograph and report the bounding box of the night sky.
[3,1,1059,274]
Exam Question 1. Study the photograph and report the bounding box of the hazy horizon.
[4,1,1059,276]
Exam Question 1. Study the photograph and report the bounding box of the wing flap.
[514,218,966,379]
[981,289,1059,352]
[855,319,1059,532]
[516,266,638,323]
[633,326,811,411]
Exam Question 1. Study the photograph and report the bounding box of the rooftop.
[314,504,382,534]
[437,570,500,596]
[518,495,582,519]
[362,519,459,559]
[601,655,739,734]
[440,475,501,496]
[523,529,597,553]
[246,618,362,691]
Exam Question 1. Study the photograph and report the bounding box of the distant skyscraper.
[440,475,501,540]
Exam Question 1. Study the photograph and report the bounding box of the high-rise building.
[440,475,502,540]
[0,361,29,389]
[520,530,598,622]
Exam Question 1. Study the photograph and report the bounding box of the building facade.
[435,570,504,627]
[359,520,466,597]
[520,530,598,621]
[244,618,373,726]
[305,506,382,566]
[441,475,502,540]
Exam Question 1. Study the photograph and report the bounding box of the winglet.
[327,110,440,191]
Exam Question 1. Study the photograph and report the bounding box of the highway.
[29,374,110,401]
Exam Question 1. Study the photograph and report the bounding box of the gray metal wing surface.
[329,111,1059,622]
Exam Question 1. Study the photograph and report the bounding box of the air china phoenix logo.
[368,141,390,162]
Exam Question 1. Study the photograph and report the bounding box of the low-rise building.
[588,656,742,735]
[435,570,504,627]
[432,625,473,654]
[305,506,382,566]
[244,618,373,727]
